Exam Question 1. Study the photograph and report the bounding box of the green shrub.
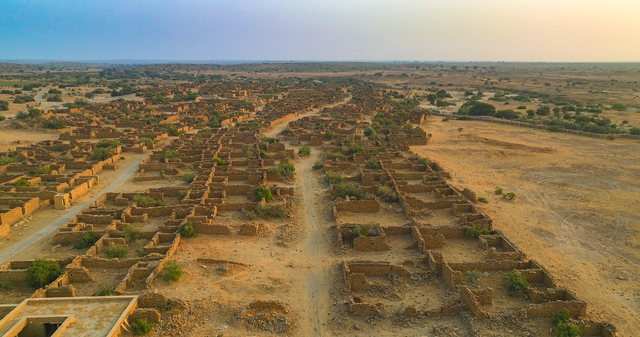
[177,190,188,201]
[212,156,228,165]
[377,186,399,202]
[331,152,346,161]
[465,270,482,286]
[494,186,503,195]
[350,225,369,239]
[458,127,464,132]
[74,231,98,249]
[607,133,616,140]
[364,158,380,169]
[418,158,435,168]
[312,161,324,170]
[105,245,128,258]
[178,221,198,238]
[280,128,293,136]
[0,280,14,292]
[133,195,159,207]
[477,197,489,204]
[124,225,142,241]
[363,128,376,137]
[465,224,490,238]
[96,140,122,148]
[261,137,280,144]
[335,183,365,200]
[0,157,17,166]
[298,146,311,156]
[180,172,196,183]
[13,179,32,187]
[552,308,571,325]
[504,192,517,200]
[555,322,581,337]
[248,205,288,219]
[26,259,64,288]
[344,145,364,155]
[90,148,114,161]
[42,119,67,129]
[163,150,179,161]
[501,270,529,297]
[29,166,52,175]
[93,283,116,296]
[324,131,337,140]
[159,261,185,283]
[131,318,154,335]
[254,185,273,202]
[268,163,295,179]
[324,171,346,185]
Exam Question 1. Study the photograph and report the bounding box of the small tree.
[74,231,98,249]
[124,225,142,241]
[465,224,490,238]
[212,157,228,165]
[324,171,345,185]
[105,245,128,258]
[298,146,311,156]
[364,158,380,169]
[254,185,273,202]
[13,179,32,187]
[26,259,64,288]
[131,318,154,335]
[502,270,529,297]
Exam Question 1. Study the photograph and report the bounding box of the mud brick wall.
[348,300,382,316]
[68,182,90,200]
[46,285,75,297]
[353,235,390,251]
[576,322,617,337]
[523,300,587,318]
[335,200,380,213]
[427,251,444,275]
[383,226,412,235]
[0,207,24,226]
[225,184,253,195]
[81,257,139,269]
[346,261,409,277]
[217,202,257,212]
[194,223,233,235]
[418,227,467,239]
[459,286,488,319]
[77,214,114,224]
[0,270,27,282]
[20,197,40,215]
[423,234,445,249]
[349,273,372,291]
[131,206,174,217]
[519,269,556,288]
[398,184,435,193]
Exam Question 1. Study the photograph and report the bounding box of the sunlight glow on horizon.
[1,0,639,62]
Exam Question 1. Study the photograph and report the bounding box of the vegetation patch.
[26,259,64,288]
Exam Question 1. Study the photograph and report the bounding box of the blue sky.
[1,0,639,62]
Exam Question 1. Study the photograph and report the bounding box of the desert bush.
[177,190,188,201]
[418,158,435,168]
[162,150,179,162]
[477,197,489,204]
[13,179,32,187]
[324,171,345,185]
[248,204,288,219]
[494,186,503,195]
[344,145,365,155]
[335,183,365,200]
[178,221,198,238]
[131,318,154,335]
[350,225,369,239]
[502,270,529,297]
[458,127,464,132]
[124,225,142,241]
[0,280,13,292]
[212,156,228,165]
[90,148,114,161]
[29,166,52,174]
[324,131,337,140]
[261,137,280,144]
[42,119,67,129]
[630,127,640,135]
[26,259,64,288]
[298,146,311,156]
[280,128,293,136]
[74,231,98,249]
[180,172,196,183]
[364,158,380,169]
[312,161,324,170]
[254,185,273,202]
[96,139,122,148]
[133,195,161,207]
[607,134,616,140]
[465,224,490,238]
[331,152,345,161]
[160,261,185,283]
[93,283,116,296]
[377,186,399,203]
[465,270,482,286]
[504,192,517,200]
[268,163,295,179]
[0,157,17,166]
[105,245,128,258]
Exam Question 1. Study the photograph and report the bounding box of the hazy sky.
[1,0,639,62]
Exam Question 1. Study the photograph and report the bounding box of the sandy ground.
[412,116,640,336]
